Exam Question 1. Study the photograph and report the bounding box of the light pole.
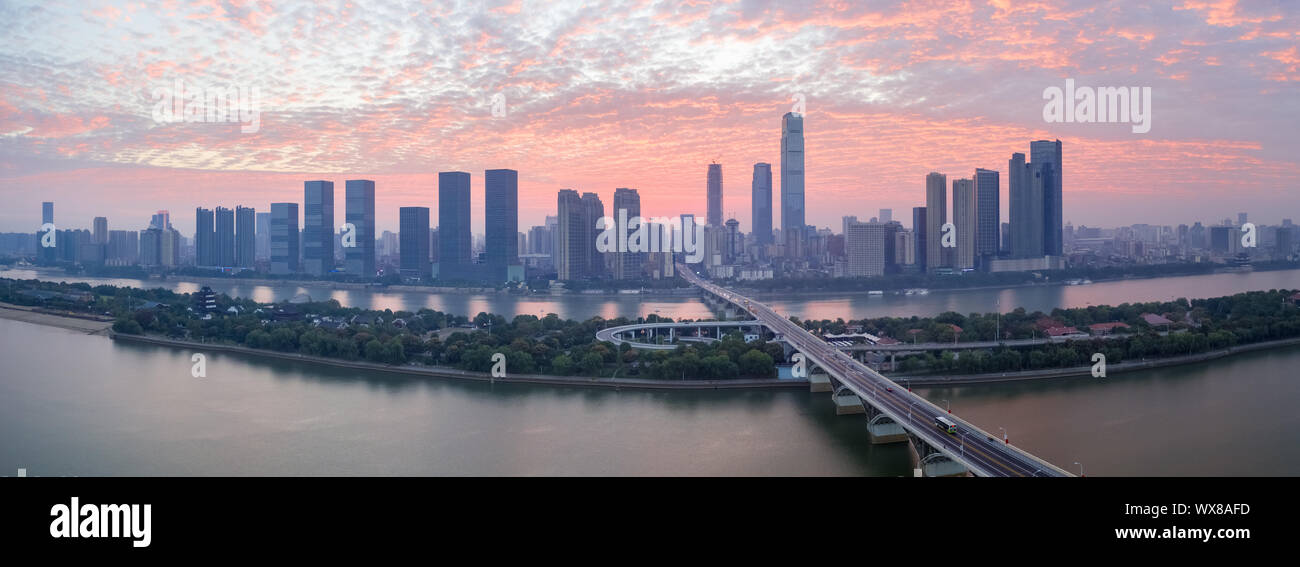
[1074,461,1085,477]
[943,399,950,413]
[999,427,1008,444]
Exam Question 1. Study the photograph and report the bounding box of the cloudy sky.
[1,0,1297,236]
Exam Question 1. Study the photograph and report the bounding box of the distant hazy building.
[894,228,915,267]
[952,178,975,270]
[39,202,55,263]
[139,228,161,266]
[780,112,805,256]
[255,212,270,261]
[725,218,742,263]
[344,180,376,277]
[438,171,472,278]
[303,180,335,275]
[751,163,773,248]
[879,209,892,224]
[913,207,927,271]
[557,189,607,281]
[707,163,723,227]
[582,192,605,278]
[92,217,108,244]
[270,203,299,274]
[399,207,430,279]
[215,206,235,266]
[925,172,947,272]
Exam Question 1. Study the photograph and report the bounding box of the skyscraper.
[974,168,1000,264]
[438,171,472,277]
[1009,152,1044,258]
[846,220,889,277]
[345,180,376,277]
[706,163,723,227]
[556,189,585,281]
[925,172,947,272]
[952,178,976,270]
[1030,139,1063,256]
[195,207,215,266]
[485,169,520,282]
[92,217,108,244]
[725,218,742,263]
[780,112,805,255]
[913,206,927,271]
[612,187,643,279]
[303,180,335,275]
[581,192,605,277]
[235,206,255,268]
[270,203,299,274]
[399,207,431,279]
[215,206,235,266]
[751,162,773,248]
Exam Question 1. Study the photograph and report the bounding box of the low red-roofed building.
[1141,313,1174,326]
[1089,322,1131,335]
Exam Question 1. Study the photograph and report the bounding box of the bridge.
[596,320,765,350]
[676,263,1073,477]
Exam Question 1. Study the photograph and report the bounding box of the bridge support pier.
[864,405,908,444]
[908,433,970,477]
[831,385,865,415]
[808,371,831,392]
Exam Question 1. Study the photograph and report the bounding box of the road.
[677,264,1072,477]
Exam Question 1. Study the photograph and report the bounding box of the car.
[886,386,894,392]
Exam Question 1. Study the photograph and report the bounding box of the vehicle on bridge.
[935,416,958,434]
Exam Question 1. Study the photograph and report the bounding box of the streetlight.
[1074,461,1085,477]
[942,399,950,413]
[999,427,1008,444]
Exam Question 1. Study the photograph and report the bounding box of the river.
[2,268,1298,476]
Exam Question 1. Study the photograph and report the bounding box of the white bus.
[935,416,957,434]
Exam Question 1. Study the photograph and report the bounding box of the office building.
[195,207,215,266]
[438,172,472,276]
[1030,139,1063,256]
[345,180,376,277]
[270,203,299,274]
[399,206,431,279]
[255,212,271,261]
[485,169,521,282]
[303,180,334,275]
[913,207,927,271]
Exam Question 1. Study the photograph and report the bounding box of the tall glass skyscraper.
[255,212,270,261]
[1008,152,1042,258]
[974,168,1000,264]
[751,163,772,247]
[556,189,585,281]
[303,180,334,275]
[399,206,430,279]
[912,206,927,271]
[438,171,472,275]
[485,169,519,281]
[780,112,804,255]
[706,163,723,227]
[345,179,376,277]
[270,203,299,274]
[1030,139,1063,256]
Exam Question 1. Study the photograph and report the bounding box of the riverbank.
[891,337,1300,386]
[0,302,113,334]
[109,332,808,391]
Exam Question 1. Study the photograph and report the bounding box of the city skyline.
[2,2,1298,236]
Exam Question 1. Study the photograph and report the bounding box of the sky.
[0,0,1297,237]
